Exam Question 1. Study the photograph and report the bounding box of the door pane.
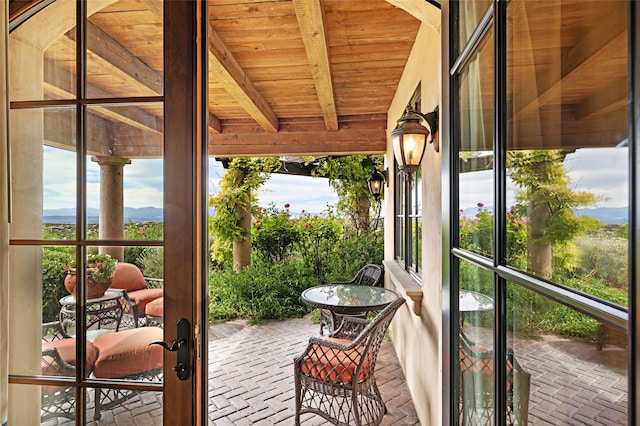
[458,260,495,425]
[86,1,163,98]
[10,107,77,240]
[506,0,629,305]
[85,104,164,242]
[458,31,494,258]
[507,282,628,424]
[9,1,77,102]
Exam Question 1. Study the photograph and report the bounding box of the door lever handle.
[149,338,185,352]
[148,318,191,380]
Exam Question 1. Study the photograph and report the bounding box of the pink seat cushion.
[111,262,147,292]
[146,297,164,317]
[92,327,163,378]
[127,288,164,312]
[42,338,99,376]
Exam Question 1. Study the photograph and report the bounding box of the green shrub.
[208,259,319,323]
[138,247,164,281]
[324,228,384,283]
[575,235,628,291]
[294,209,341,279]
[42,248,74,323]
[252,204,300,262]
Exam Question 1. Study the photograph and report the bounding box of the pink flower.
[304,223,309,228]
[301,209,305,213]
[460,209,464,213]
[477,202,484,208]
[284,203,290,208]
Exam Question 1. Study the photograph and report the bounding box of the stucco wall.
[384,21,442,426]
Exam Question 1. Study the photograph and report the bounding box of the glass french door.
[6,1,207,424]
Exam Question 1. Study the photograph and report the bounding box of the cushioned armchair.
[41,322,100,422]
[294,297,405,426]
[109,262,164,327]
[319,264,384,335]
[459,331,531,425]
[41,321,164,421]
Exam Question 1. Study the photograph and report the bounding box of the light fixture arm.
[411,106,438,143]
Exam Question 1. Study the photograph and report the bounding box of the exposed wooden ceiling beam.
[207,23,279,132]
[293,0,338,131]
[510,7,626,123]
[65,21,162,96]
[209,129,386,157]
[385,0,440,32]
[44,62,164,136]
[575,79,627,121]
[209,113,222,134]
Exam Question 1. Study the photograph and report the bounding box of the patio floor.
[70,315,627,425]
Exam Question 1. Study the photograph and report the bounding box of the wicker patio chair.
[294,297,405,426]
[109,262,164,328]
[459,331,531,425]
[319,264,384,335]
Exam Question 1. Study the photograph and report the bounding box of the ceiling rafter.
[67,21,163,95]
[209,128,386,157]
[510,6,626,123]
[207,23,279,133]
[292,0,338,131]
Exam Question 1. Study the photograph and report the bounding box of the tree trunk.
[527,199,552,278]
[526,157,553,278]
[232,169,252,272]
[355,193,371,232]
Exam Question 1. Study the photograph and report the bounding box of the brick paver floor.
[207,316,420,425]
[52,317,628,425]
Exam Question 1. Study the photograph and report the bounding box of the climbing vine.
[208,157,281,264]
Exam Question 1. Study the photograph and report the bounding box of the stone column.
[92,156,131,262]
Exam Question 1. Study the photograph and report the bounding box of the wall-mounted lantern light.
[367,169,387,200]
[391,105,439,174]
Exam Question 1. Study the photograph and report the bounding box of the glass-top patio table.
[301,284,399,315]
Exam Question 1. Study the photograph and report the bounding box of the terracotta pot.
[64,269,113,299]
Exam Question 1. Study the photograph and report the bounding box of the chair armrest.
[42,321,69,340]
[42,347,76,376]
[144,277,164,289]
[115,289,138,311]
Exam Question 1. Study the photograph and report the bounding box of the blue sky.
[44,146,628,213]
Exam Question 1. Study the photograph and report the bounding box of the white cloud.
[208,160,337,214]
[459,147,629,210]
[564,147,628,208]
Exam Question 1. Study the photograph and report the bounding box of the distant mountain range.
[44,206,628,225]
[462,206,628,225]
[43,207,163,224]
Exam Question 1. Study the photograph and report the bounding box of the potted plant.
[64,253,118,299]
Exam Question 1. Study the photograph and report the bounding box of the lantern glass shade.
[392,132,427,174]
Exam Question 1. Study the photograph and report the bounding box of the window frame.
[394,87,423,282]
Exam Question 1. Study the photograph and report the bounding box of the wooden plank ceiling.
[13,0,425,159]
